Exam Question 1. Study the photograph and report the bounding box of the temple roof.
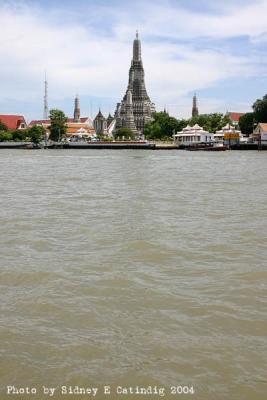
[95,109,105,119]
[29,117,91,126]
[107,113,113,124]
[192,124,202,130]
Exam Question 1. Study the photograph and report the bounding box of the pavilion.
[174,124,213,145]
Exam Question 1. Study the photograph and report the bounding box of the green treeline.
[144,112,232,140]
[0,125,46,144]
[0,109,68,143]
[144,93,267,140]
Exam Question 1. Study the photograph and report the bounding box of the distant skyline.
[0,0,267,121]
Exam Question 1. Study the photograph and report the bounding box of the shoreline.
[0,142,265,150]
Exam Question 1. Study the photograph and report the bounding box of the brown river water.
[0,149,266,400]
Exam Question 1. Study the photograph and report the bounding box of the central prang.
[114,32,156,137]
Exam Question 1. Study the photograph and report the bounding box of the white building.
[252,123,267,145]
[214,123,243,144]
[174,124,213,146]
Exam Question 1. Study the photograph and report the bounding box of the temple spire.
[133,30,141,61]
[192,93,199,117]
[74,94,80,122]
[115,32,155,136]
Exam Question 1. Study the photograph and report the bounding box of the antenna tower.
[43,72,48,119]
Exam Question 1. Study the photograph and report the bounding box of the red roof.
[29,119,50,125]
[29,117,90,126]
[229,112,245,122]
[0,115,26,130]
[67,117,89,123]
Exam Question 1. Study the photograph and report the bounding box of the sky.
[0,0,267,121]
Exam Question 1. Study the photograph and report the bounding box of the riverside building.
[115,32,155,136]
[0,115,27,130]
[252,123,267,145]
[29,95,95,138]
[174,124,213,145]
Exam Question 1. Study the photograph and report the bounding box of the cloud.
[0,0,266,119]
[111,0,267,41]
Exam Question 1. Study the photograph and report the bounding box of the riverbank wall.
[0,141,266,150]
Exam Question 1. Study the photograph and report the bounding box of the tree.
[239,112,254,136]
[176,119,188,132]
[48,109,67,141]
[28,125,46,144]
[0,120,8,132]
[144,121,161,140]
[96,134,112,141]
[252,94,267,123]
[114,128,135,140]
[144,111,233,140]
[189,113,231,133]
[144,112,184,140]
[0,132,13,141]
[12,129,28,141]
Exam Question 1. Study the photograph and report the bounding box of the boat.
[203,143,228,151]
[186,142,228,151]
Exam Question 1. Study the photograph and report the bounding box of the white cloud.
[0,0,266,119]
[111,0,267,41]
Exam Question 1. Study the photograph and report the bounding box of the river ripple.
[0,149,266,400]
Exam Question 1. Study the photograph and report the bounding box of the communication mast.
[43,72,48,120]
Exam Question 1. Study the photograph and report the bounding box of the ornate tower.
[43,72,48,120]
[115,31,155,135]
[74,94,81,122]
[93,109,107,135]
[192,93,199,117]
[106,113,114,128]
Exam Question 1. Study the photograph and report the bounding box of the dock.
[56,141,156,150]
